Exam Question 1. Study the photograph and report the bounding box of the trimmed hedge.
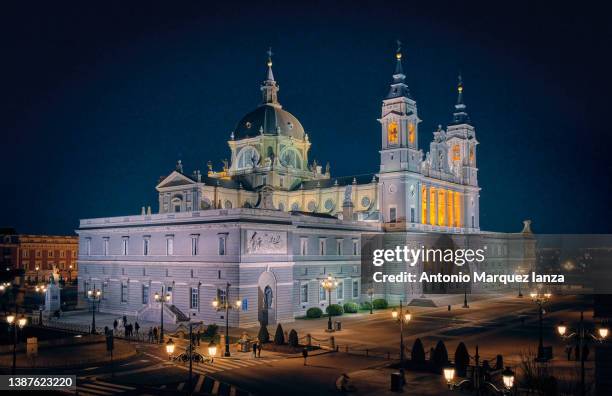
[274,324,285,345]
[343,302,359,313]
[325,304,344,316]
[288,329,299,347]
[360,301,372,310]
[411,338,426,364]
[258,325,270,344]
[372,298,388,309]
[306,307,323,318]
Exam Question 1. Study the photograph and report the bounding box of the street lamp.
[320,275,338,331]
[446,363,515,394]
[501,367,515,390]
[515,265,524,298]
[68,264,73,283]
[531,290,551,361]
[212,282,241,357]
[367,288,374,314]
[208,341,217,363]
[556,311,608,396]
[35,285,46,326]
[165,338,175,358]
[35,265,40,284]
[391,300,411,365]
[154,285,171,343]
[7,313,27,375]
[87,285,101,334]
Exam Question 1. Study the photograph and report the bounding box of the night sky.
[2,1,611,235]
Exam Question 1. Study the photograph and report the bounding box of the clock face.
[387,122,399,144]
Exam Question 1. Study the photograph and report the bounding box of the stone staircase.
[137,303,190,324]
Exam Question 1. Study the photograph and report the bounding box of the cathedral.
[77,47,532,328]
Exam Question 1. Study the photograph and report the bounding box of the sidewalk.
[345,367,456,396]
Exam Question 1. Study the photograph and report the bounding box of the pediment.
[156,171,196,189]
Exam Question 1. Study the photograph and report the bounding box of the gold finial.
[396,39,402,60]
[266,47,273,67]
[457,73,464,93]
[458,85,463,93]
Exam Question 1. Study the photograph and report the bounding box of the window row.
[299,238,359,256]
[84,234,227,257]
[299,278,360,304]
[22,250,77,258]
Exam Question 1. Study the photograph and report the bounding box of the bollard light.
[557,322,567,336]
[502,366,515,389]
[165,338,175,355]
[443,366,455,385]
[599,327,609,339]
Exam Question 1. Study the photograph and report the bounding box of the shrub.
[257,324,270,344]
[306,307,323,318]
[372,298,388,309]
[274,324,285,345]
[411,338,426,364]
[325,304,344,316]
[432,340,449,371]
[454,342,470,377]
[343,302,359,313]
[204,324,218,338]
[288,329,299,347]
[360,301,372,310]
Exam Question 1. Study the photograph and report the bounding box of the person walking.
[135,321,140,336]
[153,326,159,343]
[113,319,118,334]
[252,342,257,359]
[257,342,262,358]
[302,347,308,366]
[196,329,201,346]
[122,315,127,328]
[148,327,153,343]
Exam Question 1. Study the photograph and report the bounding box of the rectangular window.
[319,285,327,301]
[218,235,226,255]
[102,282,107,300]
[23,250,29,258]
[103,238,109,256]
[336,239,343,255]
[83,280,89,298]
[352,280,359,298]
[122,237,129,256]
[166,236,174,256]
[319,239,326,255]
[60,251,65,258]
[85,239,91,256]
[121,282,128,302]
[472,215,475,228]
[389,207,397,223]
[217,288,227,305]
[143,238,150,256]
[337,280,344,300]
[352,240,359,255]
[142,284,149,304]
[300,238,308,256]
[48,250,53,257]
[191,235,199,256]
[300,283,309,303]
[410,207,415,223]
[190,287,199,309]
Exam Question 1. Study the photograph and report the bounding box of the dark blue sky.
[1,1,610,235]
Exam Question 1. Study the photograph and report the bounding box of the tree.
[274,323,285,345]
[454,342,470,377]
[432,340,449,372]
[258,324,270,344]
[411,338,426,364]
[288,329,299,347]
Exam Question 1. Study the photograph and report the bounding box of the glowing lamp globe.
[404,312,412,322]
[391,308,398,319]
[443,367,455,384]
[502,367,515,389]
[7,314,15,324]
[165,339,175,355]
[557,323,567,336]
[18,316,27,328]
[599,327,609,339]
[208,343,217,357]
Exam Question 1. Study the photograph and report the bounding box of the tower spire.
[386,40,411,99]
[261,47,280,105]
[451,73,470,124]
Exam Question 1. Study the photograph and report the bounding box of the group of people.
[251,341,263,358]
[111,315,141,340]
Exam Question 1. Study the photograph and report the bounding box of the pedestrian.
[122,315,127,327]
[302,347,308,366]
[257,342,262,358]
[252,342,257,358]
[113,319,118,333]
[153,326,159,343]
[135,321,140,335]
[104,326,109,336]
[148,327,153,343]
[196,329,201,346]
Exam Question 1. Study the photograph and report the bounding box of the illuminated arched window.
[452,145,461,161]
[421,186,427,224]
[387,122,399,144]
[280,148,302,169]
[454,192,461,227]
[408,122,415,144]
[447,190,453,227]
[429,188,437,225]
[437,190,445,226]
[236,147,260,169]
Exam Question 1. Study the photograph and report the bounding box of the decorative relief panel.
[246,230,287,254]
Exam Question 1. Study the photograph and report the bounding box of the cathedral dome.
[234,104,305,140]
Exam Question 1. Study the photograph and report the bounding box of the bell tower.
[378,42,423,226]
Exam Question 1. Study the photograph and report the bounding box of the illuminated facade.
[77,48,528,327]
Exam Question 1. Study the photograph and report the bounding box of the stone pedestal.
[44,283,61,313]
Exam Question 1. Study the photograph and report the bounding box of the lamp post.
[463,283,470,308]
[35,284,47,326]
[557,311,608,396]
[367,288,374,314]
[68,265,73,283]
[35,265,40,285]
[320,275,338,331]
[7,313,27,375]
[391,300,411,365]
[515,266,524,298]
[165,338,175,359]
[531,290,551,361]
[154,285,171,343]
[446,364,515,394]
[212,282,241,357]
[87,284,101,334]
